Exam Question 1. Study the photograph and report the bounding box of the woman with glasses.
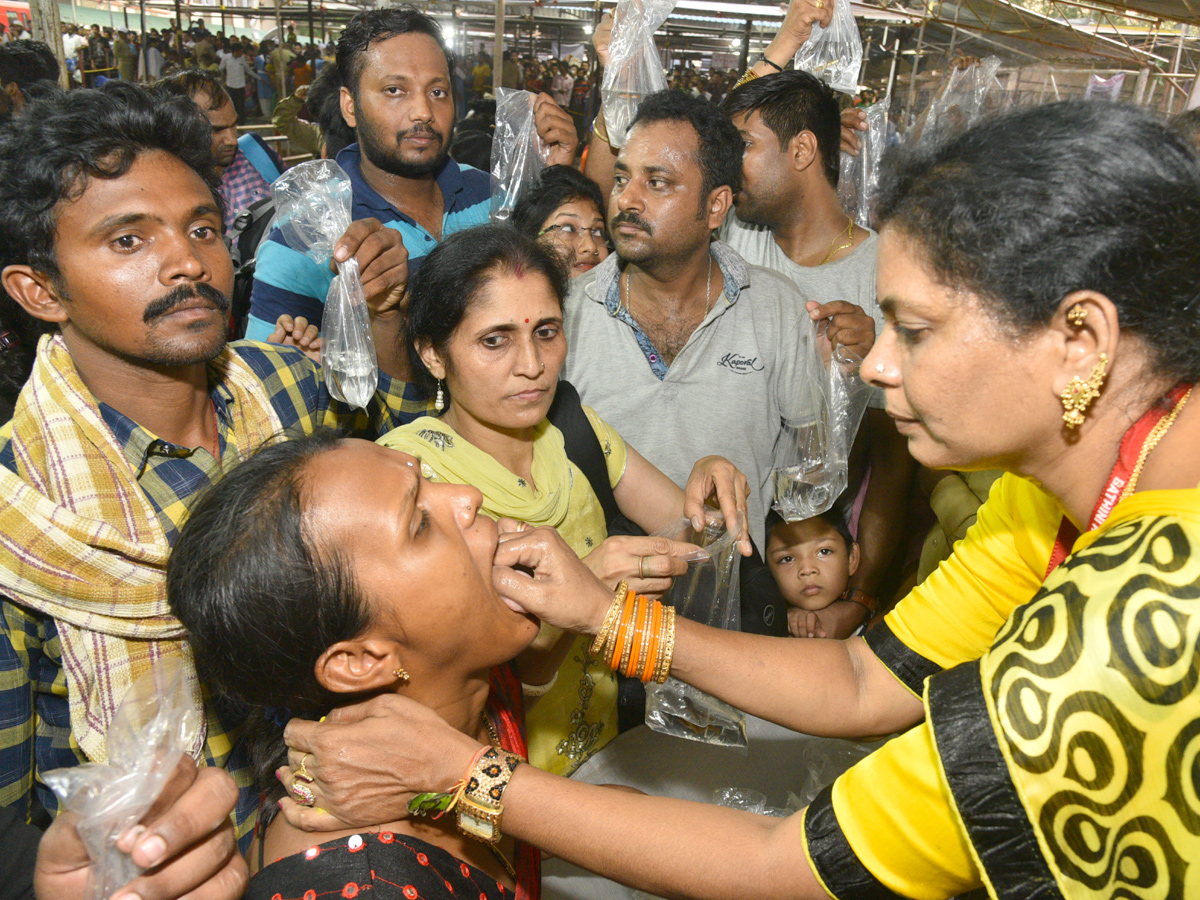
[512,165,610,278]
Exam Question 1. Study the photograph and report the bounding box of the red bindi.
[525,318,530,323]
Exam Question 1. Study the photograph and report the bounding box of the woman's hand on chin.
[683,457,753,556]
[493,526,615,635]
[582,535,702,597]
[277,695,482,832]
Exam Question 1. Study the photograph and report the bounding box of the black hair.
[0,39,60,88]
[510,165,606,240]
[405,224,568,400]
[150,67,229,110]
[0,83,220,353]
[765,508,854,553]
[336,6,453,102]
[630,89,743,200]
[876,101,1200,383]
[167,429,373,820]
[306,63,355,159]
[722,70,841,188]
[1170,107,1200,150]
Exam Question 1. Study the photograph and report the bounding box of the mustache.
[397,124,444,143]
[611,211,653,235]
[143,283,231,324]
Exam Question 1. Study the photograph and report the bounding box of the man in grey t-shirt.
[719,70,917,638]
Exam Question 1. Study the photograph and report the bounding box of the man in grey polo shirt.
[562,90,857,558]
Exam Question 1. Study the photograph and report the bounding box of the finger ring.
[814,0,825,7]
[291,781,316,806]
[295,753,314,783]
[639,555,649,579]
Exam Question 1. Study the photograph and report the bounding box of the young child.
[765,509,860,639]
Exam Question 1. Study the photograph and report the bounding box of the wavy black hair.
[0,83,220,382]
[0,39,60,90]
[510,165,607,240]
[405,224,569,401]
[150,67,229,110]
[876,100,1200,383]
[307,62,355,159]
[722,70,842,188]
[630,89,743,200]
[167,429,373,820]
[336,6,453,103]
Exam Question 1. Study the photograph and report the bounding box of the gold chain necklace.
[620,254,713,320]
[1117,386,1192,502]
[820,216,855,266]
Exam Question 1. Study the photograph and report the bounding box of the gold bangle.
[592,112,610,144]
[618,593,641,676]
[590,581,627,656]
[656,606,677,684]
[632,596,655,678]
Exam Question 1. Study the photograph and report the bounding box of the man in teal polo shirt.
[245,7,578,352]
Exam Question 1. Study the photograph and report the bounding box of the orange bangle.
[628,594,653,678]
[610,589,638,672]
[618,593,641,676]
[642,600,662,682]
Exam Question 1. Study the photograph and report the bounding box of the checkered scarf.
[0,334,282,763]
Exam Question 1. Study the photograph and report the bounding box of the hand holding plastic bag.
[271,160,378,409]
[794,0,862,95]
[773,339,873,523]
[43,660,202,900]
[601,0,677,148]
[837,98,888,228]
[645,514,747,750]
[490,88,549,222]
[910,56,1001,148]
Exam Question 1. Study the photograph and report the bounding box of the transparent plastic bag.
[794,0,862,95]
[601,0,677,148]
[645,514,747,750]
[910,56,1001,148]
[791,739,875,808]
[43,660,202,900]
[837,99,888,229]
[712,787,793,818]
[773,338,873,523]
[490,88,549,222]
[271,159,378,408]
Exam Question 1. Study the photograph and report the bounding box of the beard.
[357,114,452,179]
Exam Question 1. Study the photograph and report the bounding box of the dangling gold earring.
[1067,305,1087,327]
[393,666,409,683]
[1061,353,1108,429]
[434,381,444,413]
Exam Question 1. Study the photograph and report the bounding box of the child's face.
[766,518,859,612]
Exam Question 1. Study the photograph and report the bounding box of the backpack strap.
[237,132,282,184]
[547,380,621,527]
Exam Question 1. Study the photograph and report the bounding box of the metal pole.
[906,13,927,124]
[140,0,147,80]
[492,0,504,94]
[885,38,900,100]
[307,0,313,44]
[275,0,285,100]
[738,18,750,73]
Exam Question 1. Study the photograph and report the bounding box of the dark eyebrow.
[879,296,897,317]
[477,315,563,336]
[397,468,420,529]
[91,212,160,236]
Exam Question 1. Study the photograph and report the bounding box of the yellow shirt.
[378,406,628,776]
[808,477,1200,899]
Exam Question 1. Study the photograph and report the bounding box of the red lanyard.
[1043,382,1191,579]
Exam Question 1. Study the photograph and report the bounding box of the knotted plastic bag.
[490,88,550,222]
[645,514,747,750]
[43,660,202,900]
[837,98,888,228]
[773,332,873,523]
[601,0,677,148]
[271,159,378,409]
[794,0,862,95]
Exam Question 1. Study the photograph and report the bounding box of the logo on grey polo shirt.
[717,352,764,375]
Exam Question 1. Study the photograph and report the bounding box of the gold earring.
[393,666,409,683]
[1061,352,1108,429]
[1067,305,1087,327]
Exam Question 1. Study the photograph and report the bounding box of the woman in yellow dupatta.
[377,225,751,776]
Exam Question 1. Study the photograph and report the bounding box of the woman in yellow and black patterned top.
[277,96,1200,900]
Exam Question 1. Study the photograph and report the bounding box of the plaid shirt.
[0,342,431,840]
[218,148,273,231]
